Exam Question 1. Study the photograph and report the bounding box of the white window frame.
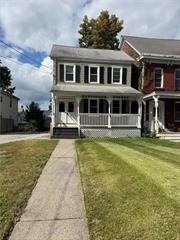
[88,65,100,84]
[111,66,123,84]
[64,64,75,82]
[174,101,180,122]
[154,68,164,88]
[175,69,180,89]
[87,98,99,113]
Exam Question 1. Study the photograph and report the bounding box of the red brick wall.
[143,63,180,94]
[121,41,140,66]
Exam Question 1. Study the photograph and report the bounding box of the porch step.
[52,127,80,139]
[157,132,180,140]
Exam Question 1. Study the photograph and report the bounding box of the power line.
[0,55,52,75]
[0,39,51,70]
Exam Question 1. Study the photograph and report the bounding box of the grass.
[0,139,57,240]
[76,138,180,240]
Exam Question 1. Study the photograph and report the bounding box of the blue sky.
[0,0,179,109]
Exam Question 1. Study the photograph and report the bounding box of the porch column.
[107,98,112,128]
[138,98,142,128]
[76,97,81,135]
[153,96,159,134]
[51,92,55,135]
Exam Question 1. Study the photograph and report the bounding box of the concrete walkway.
[9,140,89,240]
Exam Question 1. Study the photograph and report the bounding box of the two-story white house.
[50,45,142,138]
[0,90,19,133]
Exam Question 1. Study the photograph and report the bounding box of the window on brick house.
[175,69,180,88]
[154,68,163,88]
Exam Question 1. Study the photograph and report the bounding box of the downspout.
[141,61,145,90]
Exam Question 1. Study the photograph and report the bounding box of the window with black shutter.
[59,64,64,82]
[107,67,112,84]
[76,65,81,83]
[122,68,127,85]
[100,67,104,84]
[84,66,89,83]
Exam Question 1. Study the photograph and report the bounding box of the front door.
[58,99,77,127]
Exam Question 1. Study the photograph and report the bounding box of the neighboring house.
[50,45,142,138]
[0,90,19,133]
[120,36,180,133]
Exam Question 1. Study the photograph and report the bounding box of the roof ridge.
[52,44,121,52]
[122,35,180,41]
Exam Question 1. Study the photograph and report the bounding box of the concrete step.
[157,132,180,140]
[53,127,80,139]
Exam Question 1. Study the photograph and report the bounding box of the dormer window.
[89,66,99,83]
[112,67,122,84]
[65,65,75,82]
[154,68,163,88]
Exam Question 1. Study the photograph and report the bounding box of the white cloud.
[0,0,179,109]
[1,56,52,110]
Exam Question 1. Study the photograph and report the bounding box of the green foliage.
[0,60,15,94]
[24,120,38,132]
[25,101,44,131]
[79,10,123,49]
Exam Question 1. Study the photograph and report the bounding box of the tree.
[78,10,123,49]
[25,101,44,131]
[0,60,15,94]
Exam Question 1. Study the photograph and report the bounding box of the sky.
[0,0,180,110]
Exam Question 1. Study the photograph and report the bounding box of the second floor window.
[112,67,122,84]
[89,66,99,83]
[65,65,75,82]
[154,68,163,88]
[175,69,180,88]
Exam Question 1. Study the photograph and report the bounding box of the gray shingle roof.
[122,35,180,58]
[50,45,133,63]
[52,84,141,96]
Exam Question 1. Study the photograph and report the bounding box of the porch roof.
[52,84,142,96]
[143,91,180,100]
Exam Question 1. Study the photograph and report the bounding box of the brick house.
[120,36,180,133]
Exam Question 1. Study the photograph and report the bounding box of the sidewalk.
[9,139,89,240]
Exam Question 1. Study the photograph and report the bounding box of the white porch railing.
[80,113,108,126]
[111,114,139,127]
[79,113,139,127]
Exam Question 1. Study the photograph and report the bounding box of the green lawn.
[0,139,57,240]
[76,138,180,240]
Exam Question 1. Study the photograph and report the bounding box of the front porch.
[143,91,180,134]
[51,95,142,137]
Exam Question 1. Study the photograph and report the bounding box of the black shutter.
[107,67,112,84]
[100,67,104,84]
[122,68,127,85]
[76,65,81,83]
[59,64,64,82]
[84,66,89,83]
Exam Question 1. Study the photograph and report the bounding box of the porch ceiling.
[143,91,180,100]
[52,84,142,97]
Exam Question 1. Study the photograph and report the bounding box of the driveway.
[0,132,50,144]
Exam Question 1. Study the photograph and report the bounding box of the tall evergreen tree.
[78,11,123,49]
[0,60,15,94]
